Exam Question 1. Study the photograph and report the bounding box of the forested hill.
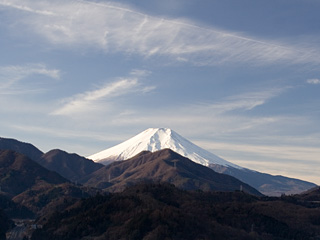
[32,183,320,240]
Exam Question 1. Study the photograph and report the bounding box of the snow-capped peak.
[88,128,241,169]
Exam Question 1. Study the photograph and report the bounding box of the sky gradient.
[1,0,319,184]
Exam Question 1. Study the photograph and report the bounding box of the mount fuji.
[89,128,240,168]
[89,128,316,196]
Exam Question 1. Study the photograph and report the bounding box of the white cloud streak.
[1,0,320,67]
[0,0,55,15]
[52,69,155,116]
[307,78,320,84]
[52,78,138,116]
[0,63,60,92]
[201,87,288,113]
[98,87,289,137]
[196,141,320,164]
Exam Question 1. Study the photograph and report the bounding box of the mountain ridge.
[0,137,43,161]
[82,148,262,196]
[0,133,317,196]
[0,137,104,183]
[0,150,68,197]
[39,149,104,182]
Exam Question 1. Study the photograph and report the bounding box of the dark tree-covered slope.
[0,137,43,161]
[0,150,68,196]
[32,182,320,240]
[39,149,103,182]
[0,208,14,240]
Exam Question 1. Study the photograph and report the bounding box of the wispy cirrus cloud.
[196,140,320,164]
[105,87,289,135]
[52,78,138,116]
[306,78,320,84]
[52,70,155,116]
[0,63,60,93]
[202,87,288,113]
[0,0,55,15]
[1,0,320,67]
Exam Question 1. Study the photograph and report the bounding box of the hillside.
[82,149,262,196]
[0,150,68,196]
[31,182,320,240]
[0,150,99,217]
[210,164,317,196]
[0,209,13,240]
[12,183,94,216]
[39,149,104,182]
[0,138,104,184]
[0,137,43,161]
[0,194,34,218]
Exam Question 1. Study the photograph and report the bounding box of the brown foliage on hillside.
[32,183,320,240]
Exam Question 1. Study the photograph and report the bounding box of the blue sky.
[0,0,319,184]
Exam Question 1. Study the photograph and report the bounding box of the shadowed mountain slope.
[0,193,34,219]
[82,149,262,196]
[39,149,104,182]
[295,186,320,202]
[0,209,13,240]
[0,137,43,161]
[210,164,317,196]
[31,182,320,240]
[0,150,68,196]
[0,137,104,183]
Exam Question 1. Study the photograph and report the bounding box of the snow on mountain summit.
[88,128,241,168]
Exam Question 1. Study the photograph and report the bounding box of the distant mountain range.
[0,134,320,239]
[88,128,317,196]
[0,129,317,196]
[0,137,260,195]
